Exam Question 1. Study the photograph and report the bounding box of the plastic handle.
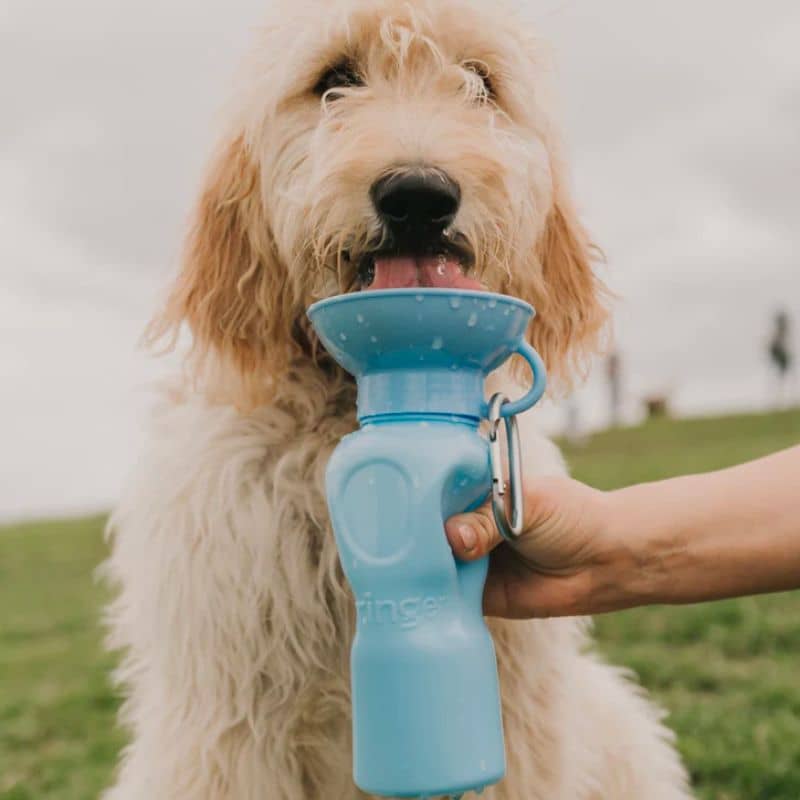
[482,341,547,419]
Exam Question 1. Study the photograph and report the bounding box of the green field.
[1,409,799,799]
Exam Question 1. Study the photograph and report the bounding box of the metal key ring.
[488,393,525,542]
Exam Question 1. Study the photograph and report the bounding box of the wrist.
[599,484,685,608]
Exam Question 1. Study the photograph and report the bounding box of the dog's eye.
[314,60,365,99]
[463,60,495,102]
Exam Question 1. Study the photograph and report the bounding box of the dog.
[103,1,692,797]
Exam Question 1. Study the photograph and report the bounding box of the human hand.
[445,477,638,618]
[447,445,800,618]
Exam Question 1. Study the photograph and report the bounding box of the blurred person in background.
[606,351,623,428]
[769,310,793,408]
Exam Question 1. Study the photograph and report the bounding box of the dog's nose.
[371,170,461,235]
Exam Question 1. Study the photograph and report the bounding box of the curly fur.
[103,1,691,797]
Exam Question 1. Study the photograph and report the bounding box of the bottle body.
[326,418,505,798]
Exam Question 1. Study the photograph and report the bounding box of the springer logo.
[356,592,448,629]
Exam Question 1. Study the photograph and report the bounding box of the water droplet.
[487,324,495,331]
[370,335,378,343]
[431,336,444,350]
[356,314,365,324]
[416,294,424,303]
[480,759,487,771]
[367,477,375,486]
[504,307,512,316]
[467,312,478,327]
[449,297,462,310]
[488,298,497,308]
[418,421,430,428]
[339,333,348,341]
[451,364,459,371]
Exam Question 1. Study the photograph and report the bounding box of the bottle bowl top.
[307,289,535,378]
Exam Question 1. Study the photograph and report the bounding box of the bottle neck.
[361,412,480,428]
[357,366,485,424]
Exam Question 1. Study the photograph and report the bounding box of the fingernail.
[458,524,478,553]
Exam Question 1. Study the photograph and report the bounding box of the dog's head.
[151,0,608,405]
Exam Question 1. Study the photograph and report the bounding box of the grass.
[0,517,123,799]
[1,408,799,799]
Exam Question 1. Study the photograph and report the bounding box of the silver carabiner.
[488,393,525,542]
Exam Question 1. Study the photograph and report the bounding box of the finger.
[481,545,537,617]
[483,569,569,619]
[445,501,504,560]
[483,552,595,619]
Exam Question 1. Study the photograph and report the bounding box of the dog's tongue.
[369,256,484,290]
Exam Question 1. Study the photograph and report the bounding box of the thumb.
[445,501,503,560]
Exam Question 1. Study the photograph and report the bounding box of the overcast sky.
[2,1,799,521]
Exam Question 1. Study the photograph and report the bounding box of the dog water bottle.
[308,289,546,798]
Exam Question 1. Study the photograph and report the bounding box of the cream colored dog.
[103,1,692,797]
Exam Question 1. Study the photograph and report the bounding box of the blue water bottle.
[308,289,547,799]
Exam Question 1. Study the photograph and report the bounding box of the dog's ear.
[147,134,304,403]
[524,179,609,391]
